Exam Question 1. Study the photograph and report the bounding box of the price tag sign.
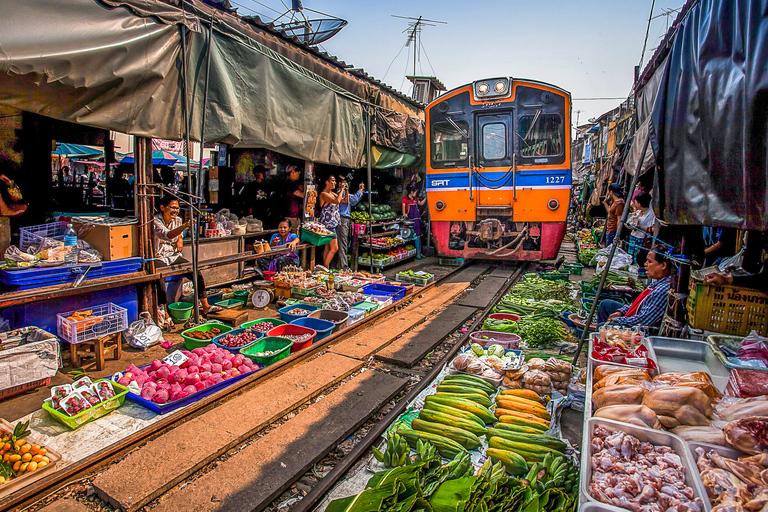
[163,350,189,367]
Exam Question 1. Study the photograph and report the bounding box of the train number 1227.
[546,176,565,184]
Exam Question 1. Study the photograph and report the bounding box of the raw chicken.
[594,404,661,429]
[642,386,713,428]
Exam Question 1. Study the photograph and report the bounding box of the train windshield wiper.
[446,117,468,139]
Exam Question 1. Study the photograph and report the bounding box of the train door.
[475,113,513,208]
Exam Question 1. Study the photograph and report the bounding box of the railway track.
[11,260,530,512]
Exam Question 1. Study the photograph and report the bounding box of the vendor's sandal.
[206,306,222,315]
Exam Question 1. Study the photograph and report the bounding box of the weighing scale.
[250,280,275,309]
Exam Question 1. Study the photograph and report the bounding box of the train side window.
[431,121,469,163]
[481,123,506,160]
[517,114,563,157]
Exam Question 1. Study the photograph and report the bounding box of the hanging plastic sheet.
[644,0,768,230]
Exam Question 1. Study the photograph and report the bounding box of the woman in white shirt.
[153,195,215,314]
[627,192,656,261]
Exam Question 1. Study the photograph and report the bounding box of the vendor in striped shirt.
[597,250,674,329]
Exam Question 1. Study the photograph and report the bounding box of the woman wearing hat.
[602,184,625,246]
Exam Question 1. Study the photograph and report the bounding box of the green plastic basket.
[565,263,584,275]
[239,336,293,366]
[181,323,233,350]
[216,298,245,310]
[352,301,379,316]
[540,271,570,282]
[239,318,287,330]
[42,380,129,430]
[300,227,334,246]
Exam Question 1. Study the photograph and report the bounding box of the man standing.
[286,165,304,234]
[337,176,365,269]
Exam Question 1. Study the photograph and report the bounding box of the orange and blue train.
[425,77,571,260]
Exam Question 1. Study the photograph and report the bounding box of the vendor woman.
[258,219,300,272]
[153,195,215,314]
[596,249,673,330]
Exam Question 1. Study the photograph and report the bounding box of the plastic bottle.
[64,223,78,265]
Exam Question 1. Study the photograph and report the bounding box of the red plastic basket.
[488,313,521,322]
[266,324,316,353]
[0,377,51,401]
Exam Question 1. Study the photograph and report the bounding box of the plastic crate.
[278,304,319,322]
[300,227,334,246]
[20,221,69,251]
[290,317,335,341]
[396,272,434,287]
[215,298,245,310]
[687,277,768,336]
[540,271,570,281]
[266,324,316,352]
[42,380,129,430]
[347,308,365,326]
[57,303,129,344]
[469,330,521,349]
[291,285,320,297]
[181,323,233,350]
[240,337,293,366]
[0,377,52,401]
[565,263,584,275]
[361,283,407,301]
[439,257,465,267]
[352,300,379,316]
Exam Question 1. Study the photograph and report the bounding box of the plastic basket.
[439,257,465,267]
[565,263,584,275]
[307,309,349,332]
[278,304,319,322]
[347,308,365,326]
[361,283,407,301]
[300,228,334,246]
[20,221,69,251]
[211,328,263,353]
[239,318,286,332]
[266,324,316,352]
[290,317,335,341]
[215,298,245,310]
[57,303,129,344]
[291,285,320,297]
[0,377,52,401]
[239,337,293,366]
[687,277,768,336]
[42,380,129,430]
[352,300,379,316]
[540,271,570,281]
[181,323,233,350]
[469,330,521,349]
[487,313,520,322]
[396,272,434,287]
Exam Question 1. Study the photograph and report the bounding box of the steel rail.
[1,264,469,512]
[292,262,531,512]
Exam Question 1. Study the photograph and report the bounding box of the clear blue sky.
[235,0,686,127]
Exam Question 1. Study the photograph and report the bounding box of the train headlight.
[435,200,446,211]
[494,81,506,92]
[547,199,560,211]
[477,83,489,94]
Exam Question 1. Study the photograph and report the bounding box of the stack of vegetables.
[327,371,577,512]
[587,271,645,292]
[576,228,599,266]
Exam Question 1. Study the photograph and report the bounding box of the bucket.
[469,330,521,349]
[167,302,193,324]
[278,304,319,322]
[266,324,316,352]
[307,309,349,333]
[240,337,293,366]
[488,313,521,323]
[290,317,335,341]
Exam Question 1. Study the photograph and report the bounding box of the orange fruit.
[37,461,47,468]
[2,453,9,462]
[0,476,5,484]
[41,456,50,464]
[21,453,32,462]
[19,462,29,472]
[32,454,44,463]
[15,439,26,447]
[8,454,21,463]
[3,442,10,451]
[30,445,40,455]
[19,443,30,454]
[39,448,47,456]
[26,461,37,472]
[12,461,21,472]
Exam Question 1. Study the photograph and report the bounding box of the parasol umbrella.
[53,142,103,159]
[120,150,178,166]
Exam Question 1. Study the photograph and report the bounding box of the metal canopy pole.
[572,130,651,363]
[180,18,200,323]
[367,106,373,274]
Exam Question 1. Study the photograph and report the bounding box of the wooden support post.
[135,137,159,320]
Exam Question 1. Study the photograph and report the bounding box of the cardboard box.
[74,220,139,261]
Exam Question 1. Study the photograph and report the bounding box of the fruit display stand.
[0,419,63,500]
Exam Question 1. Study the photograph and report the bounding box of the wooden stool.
[70,333,122,370]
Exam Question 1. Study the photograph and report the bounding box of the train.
[425,77,572,261]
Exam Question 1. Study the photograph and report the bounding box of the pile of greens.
[578,247,598,266]
[481,317,519,334]
[326,436,577,512]
[508,276,573,302]
[588,271,645,292]
[493,296,574,319]
[517,317,571,349]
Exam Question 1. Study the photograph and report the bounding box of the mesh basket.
[20,221,69,251]
[57,303,129,344]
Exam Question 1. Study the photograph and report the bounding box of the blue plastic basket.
[361,283,406,301]
[211,328,264,353]
[290,317,335,341]
[278,304,319,323]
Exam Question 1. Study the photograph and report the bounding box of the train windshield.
[482,123,507,160]
[431,120,469,163]
[517,113,563,157]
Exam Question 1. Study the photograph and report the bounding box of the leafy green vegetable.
[481,318,519,334]
[517,317,570,349]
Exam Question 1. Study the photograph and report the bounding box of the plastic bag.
[735,331,768,367]
[123,312,165,350]
[594,246,633,273]
[4,245,35,262]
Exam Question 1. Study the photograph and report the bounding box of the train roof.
[428,78,571,108]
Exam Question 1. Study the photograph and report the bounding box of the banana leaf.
[368,462,432,499]
[391,495,434,512]
[326,480,406,512]
[429,477,478,512]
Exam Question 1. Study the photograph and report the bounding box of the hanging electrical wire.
[638,0,657,69]
[381,42,408,82]
[419,39,438,77]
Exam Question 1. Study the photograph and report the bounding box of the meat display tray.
[686,442,744,510]
[587,332,660,377]
[580,418,709,510]
[646,336,731,392]
[578,503,630,512]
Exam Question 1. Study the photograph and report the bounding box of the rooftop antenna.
[392,15,446,80]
